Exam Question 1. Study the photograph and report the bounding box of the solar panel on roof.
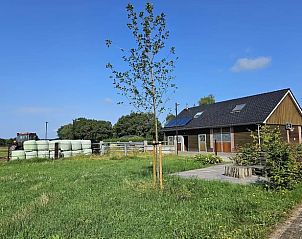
[165,117,192,128]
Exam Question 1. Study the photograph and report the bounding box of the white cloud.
[231,56,271,72]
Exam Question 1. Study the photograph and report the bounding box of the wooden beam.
[230,127,235,152]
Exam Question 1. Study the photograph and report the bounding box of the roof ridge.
[188,88,290,110]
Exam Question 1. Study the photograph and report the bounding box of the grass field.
[1,155,302,238]
[0,146,8,158]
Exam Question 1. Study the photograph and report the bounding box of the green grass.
[0,146,8,158]
[1,155,302,239]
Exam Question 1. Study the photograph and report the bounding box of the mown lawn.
[1,155,302,239]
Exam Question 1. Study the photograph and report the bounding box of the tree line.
[57,113,163,142]
[58,93,215,142]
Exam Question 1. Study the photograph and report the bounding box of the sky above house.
[1,0,302,139]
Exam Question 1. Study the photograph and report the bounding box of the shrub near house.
[234,125,302,190]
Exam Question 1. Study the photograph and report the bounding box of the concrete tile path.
[172,164,267,185]
[172,164,302,238]
[270,204,302,239]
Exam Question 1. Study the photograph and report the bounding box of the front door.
[198,134,207,152]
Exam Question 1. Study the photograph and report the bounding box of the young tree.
[105,2,177,144]
[198,94,215,106]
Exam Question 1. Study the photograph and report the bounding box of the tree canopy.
[57,118,113,141]
[106,2,177,143]
[198,94,215,106]
[114,112,162,140]
[165,113,175,123]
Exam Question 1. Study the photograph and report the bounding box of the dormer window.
[194,111,204,118]
[231,104,246,113]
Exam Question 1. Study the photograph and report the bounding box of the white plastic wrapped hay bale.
[83,149,92,155]
[62,151,72,158]
[49,140,60,151]
[49,150,61,159]
[38,151,49,158]
[71,150,82,156]
[25,151,37,159]
[11,150,25,160]
[23,140,37,152]
[71,140,82,151]
[60,140,71,151]
[81,140,91,149]
[36,140,49,151]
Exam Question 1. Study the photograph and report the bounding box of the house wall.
[233,125,257,149]
[163,121,301,153]
[268,124,301,144]
[266,94,302,125]
[188,135,198,151]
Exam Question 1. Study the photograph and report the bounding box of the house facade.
[163,89,302,153]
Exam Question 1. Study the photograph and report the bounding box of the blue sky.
[1,0,302,138]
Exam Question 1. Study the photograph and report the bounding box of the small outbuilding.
[163,89,302,153]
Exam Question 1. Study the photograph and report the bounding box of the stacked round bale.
[71,140,82,156]
[11,150,26,160]
[23,140,38,159]
[81,140,92,155]
[10,139,92,160]
[49,140,60,159]
[36,140,49,158]
[60,140,72,158]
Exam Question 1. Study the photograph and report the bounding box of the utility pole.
[45,121,48,140]
[73,119,75,140]
[175,102,179,155]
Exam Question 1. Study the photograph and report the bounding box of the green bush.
[193,153,223,164]
[232,143,260,166]
[234,125,302,190]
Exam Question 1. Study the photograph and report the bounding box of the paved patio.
[172,164,267,185]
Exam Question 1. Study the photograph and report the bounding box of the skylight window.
[194,111,204,118]
[231,104,246,113]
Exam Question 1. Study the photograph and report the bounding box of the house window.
[194,111,204,118]
[167,136,174,145]
[213,133,222,142]
[222,132,231,142]
[231,104,246,113]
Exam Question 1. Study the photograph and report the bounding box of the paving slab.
[172,164,267,185]
[270,204,302,239]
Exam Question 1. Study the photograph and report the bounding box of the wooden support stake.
[159,143,163,189]
[152,143,157,188]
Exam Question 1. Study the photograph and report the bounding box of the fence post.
[124,143,127,156]
[100,141,104,156]
[54,142,59,159]
[7,144,10,161]
[214,140,217,156]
